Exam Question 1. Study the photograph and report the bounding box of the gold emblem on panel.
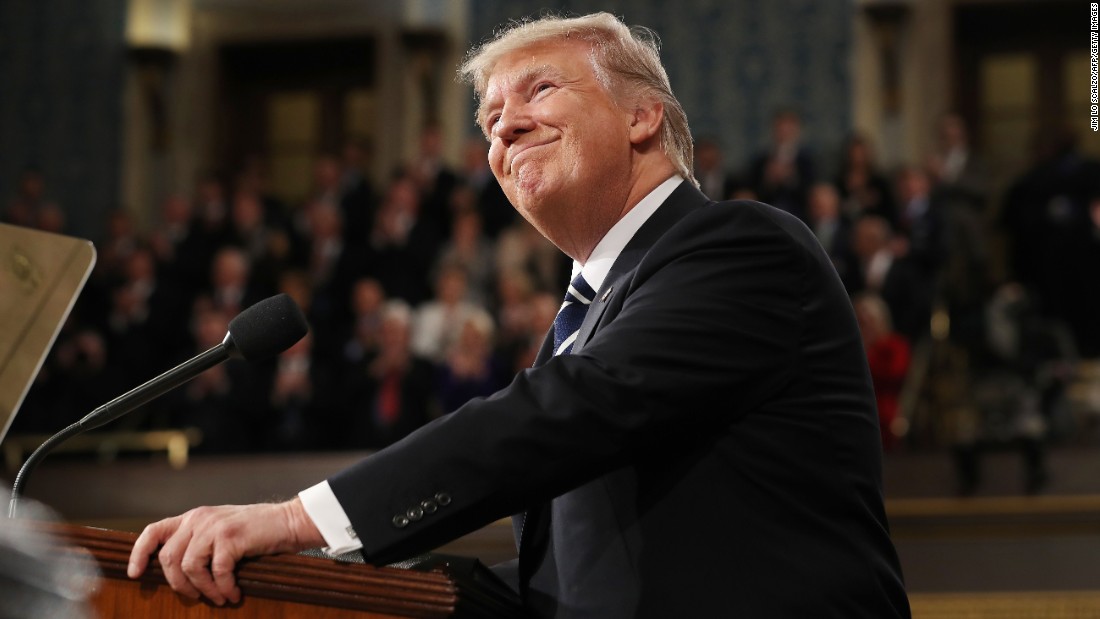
[10,246,41,293]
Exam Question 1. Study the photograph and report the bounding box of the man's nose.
[494,97,535,144]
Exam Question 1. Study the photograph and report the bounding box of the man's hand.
[127,498,325,606]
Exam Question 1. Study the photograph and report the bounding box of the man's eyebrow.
[513,63,566,87]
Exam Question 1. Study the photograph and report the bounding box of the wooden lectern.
[41,523,521,618]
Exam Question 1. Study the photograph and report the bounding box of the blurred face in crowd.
[457,315,493,354]
[212,248,249,288]
[462,137,490,172]
[808,183,840,223]
[313,157,341,191]
[854,296,890,343]
[939,114,967,149]
[420,126,444,159]
[108,209,134,240]
[19,171,45,199]
[772,112,801,146]
[198,178,224,204]
[527,291,560,334]
[232,191,264,231]
[385,176,420,214]
[897,167,930,203]
[693,141,721,173]
[452,208,482,244]
[193,309,230,350]
[852,216,890,260]
[379,310,411,355]
[309,205,342,241]
[481,39,638,260]
[126,248,156,282]
[278,271,312,313]
[846,137,871,168]
[436,267,468,305]
[351,278,385,315]
[161,194,192,226]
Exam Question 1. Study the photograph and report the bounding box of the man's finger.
[158,530,202,600]
[211,548,242,605]
[180,540,225,606]
[128,517,179,578]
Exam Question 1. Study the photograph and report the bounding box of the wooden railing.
[36,522,521,618]
[2,428,202,471]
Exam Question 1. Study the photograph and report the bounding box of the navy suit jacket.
[328,182,911,618]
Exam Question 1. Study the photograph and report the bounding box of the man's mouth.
[508,140,553,174]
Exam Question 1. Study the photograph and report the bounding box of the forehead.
[481,40,597,101]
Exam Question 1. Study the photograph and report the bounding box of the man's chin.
[510,175,554,209]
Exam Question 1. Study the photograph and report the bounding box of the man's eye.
[535,83,553,93]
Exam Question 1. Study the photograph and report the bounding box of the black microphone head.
[227,294,309,361]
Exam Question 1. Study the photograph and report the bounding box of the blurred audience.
[3,167,64,232]
[894,164,947,282]
[1001,127,1100,355]
[806,182,855,282]
[746,107,816,221]
[460,135,515,239]
[924,114,993,355]
[167,306,267,453]
[204,246,261,318]
[266,332,333,452]
[495,218,571,295]
[694,136,740,201]
[340,300,438,449]
[846,214,933,344]
[953,282,1078,495]
[436,312,506,415]
[854,292,911,452]
[7,107,1100,463]
[411,263,492,363]
[339,277,387,365]
[434,203,496,307]
[365,172,440,305]
[409,123,461,241]
[926,112,990,214]
[337,138,379,246]
[834,132,898,225]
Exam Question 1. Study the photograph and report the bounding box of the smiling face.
[479,40,640,261]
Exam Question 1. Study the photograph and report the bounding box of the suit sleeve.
[328,202,821,564]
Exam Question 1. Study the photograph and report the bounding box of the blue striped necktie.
[553,272,596,355]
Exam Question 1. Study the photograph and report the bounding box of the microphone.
[7,293,309,518]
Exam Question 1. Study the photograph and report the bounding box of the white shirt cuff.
[298,480,363,556]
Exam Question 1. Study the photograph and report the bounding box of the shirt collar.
[571,175,683,291]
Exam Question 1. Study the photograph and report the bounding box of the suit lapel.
[571,182,710,353]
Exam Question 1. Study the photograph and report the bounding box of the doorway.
[217,37,377,207]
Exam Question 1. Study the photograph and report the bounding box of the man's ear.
[628,99,665,145]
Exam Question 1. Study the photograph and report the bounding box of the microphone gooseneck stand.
[7,292,309,519]
[7,343,231,519]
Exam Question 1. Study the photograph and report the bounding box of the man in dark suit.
[746,107,817,222]
[129,12,910,618]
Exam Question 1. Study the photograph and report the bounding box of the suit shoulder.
[646,199,832,280]
[679,198,815,243]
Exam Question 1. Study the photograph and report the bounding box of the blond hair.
[458,12,696,186]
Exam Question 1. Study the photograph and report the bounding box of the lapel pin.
[600,287,613,302]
